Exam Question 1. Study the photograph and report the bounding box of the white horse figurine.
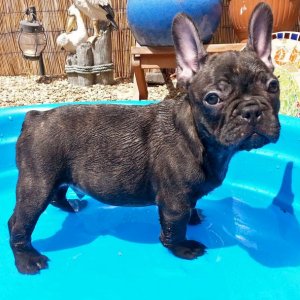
[56,4,88,53]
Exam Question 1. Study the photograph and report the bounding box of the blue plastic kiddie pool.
[0,101,299,300]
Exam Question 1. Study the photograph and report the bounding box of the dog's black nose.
[241,104,262,123]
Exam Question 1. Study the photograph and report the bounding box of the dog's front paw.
[15,251,49,274]
[168,240,206,259]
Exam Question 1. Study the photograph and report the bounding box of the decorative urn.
[229,0,300,41]
[127,0,222,46]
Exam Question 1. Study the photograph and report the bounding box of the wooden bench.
[131,44,246,99]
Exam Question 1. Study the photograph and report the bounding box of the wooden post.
[93,22,114,85]
[66,54,78,85]
[132,56,148,100]
[76,42,95,86]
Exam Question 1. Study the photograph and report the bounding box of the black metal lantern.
[18,7,47,75]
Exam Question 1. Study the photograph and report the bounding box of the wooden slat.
[132,43,246,56]
[140,55,176,69]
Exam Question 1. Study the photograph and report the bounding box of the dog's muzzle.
[226,98,280,150]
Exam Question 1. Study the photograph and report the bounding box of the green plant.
[275,67,300,117]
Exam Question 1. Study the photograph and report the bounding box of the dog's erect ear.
[246,2,274,71]
[172,13,207,88]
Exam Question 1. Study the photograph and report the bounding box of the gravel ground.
[0,75,184,107]
[1,74,299,117]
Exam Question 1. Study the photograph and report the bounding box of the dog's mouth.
[240,132,269,150]
[218,122,280,149]
[238,128,279,151]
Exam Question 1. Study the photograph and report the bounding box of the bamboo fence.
[0,0,134,78]
[0,0,299,78]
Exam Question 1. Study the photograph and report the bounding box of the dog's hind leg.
[189,208,205,225]
[8,174,54,274]
[189,200,205,225]
[50,185,87,213]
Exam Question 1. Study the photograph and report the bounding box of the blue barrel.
[127,0,222,46]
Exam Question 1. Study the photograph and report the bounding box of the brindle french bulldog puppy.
[8,3,280,274]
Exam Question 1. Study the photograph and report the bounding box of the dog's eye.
[204,93,221,105]
[267,79,279,93]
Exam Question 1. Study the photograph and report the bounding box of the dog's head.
[172,3,280,151]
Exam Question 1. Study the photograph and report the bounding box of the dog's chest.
[197,150,232,196]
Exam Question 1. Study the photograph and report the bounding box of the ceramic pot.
[127,0,222,46]
[229,0,300,41]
